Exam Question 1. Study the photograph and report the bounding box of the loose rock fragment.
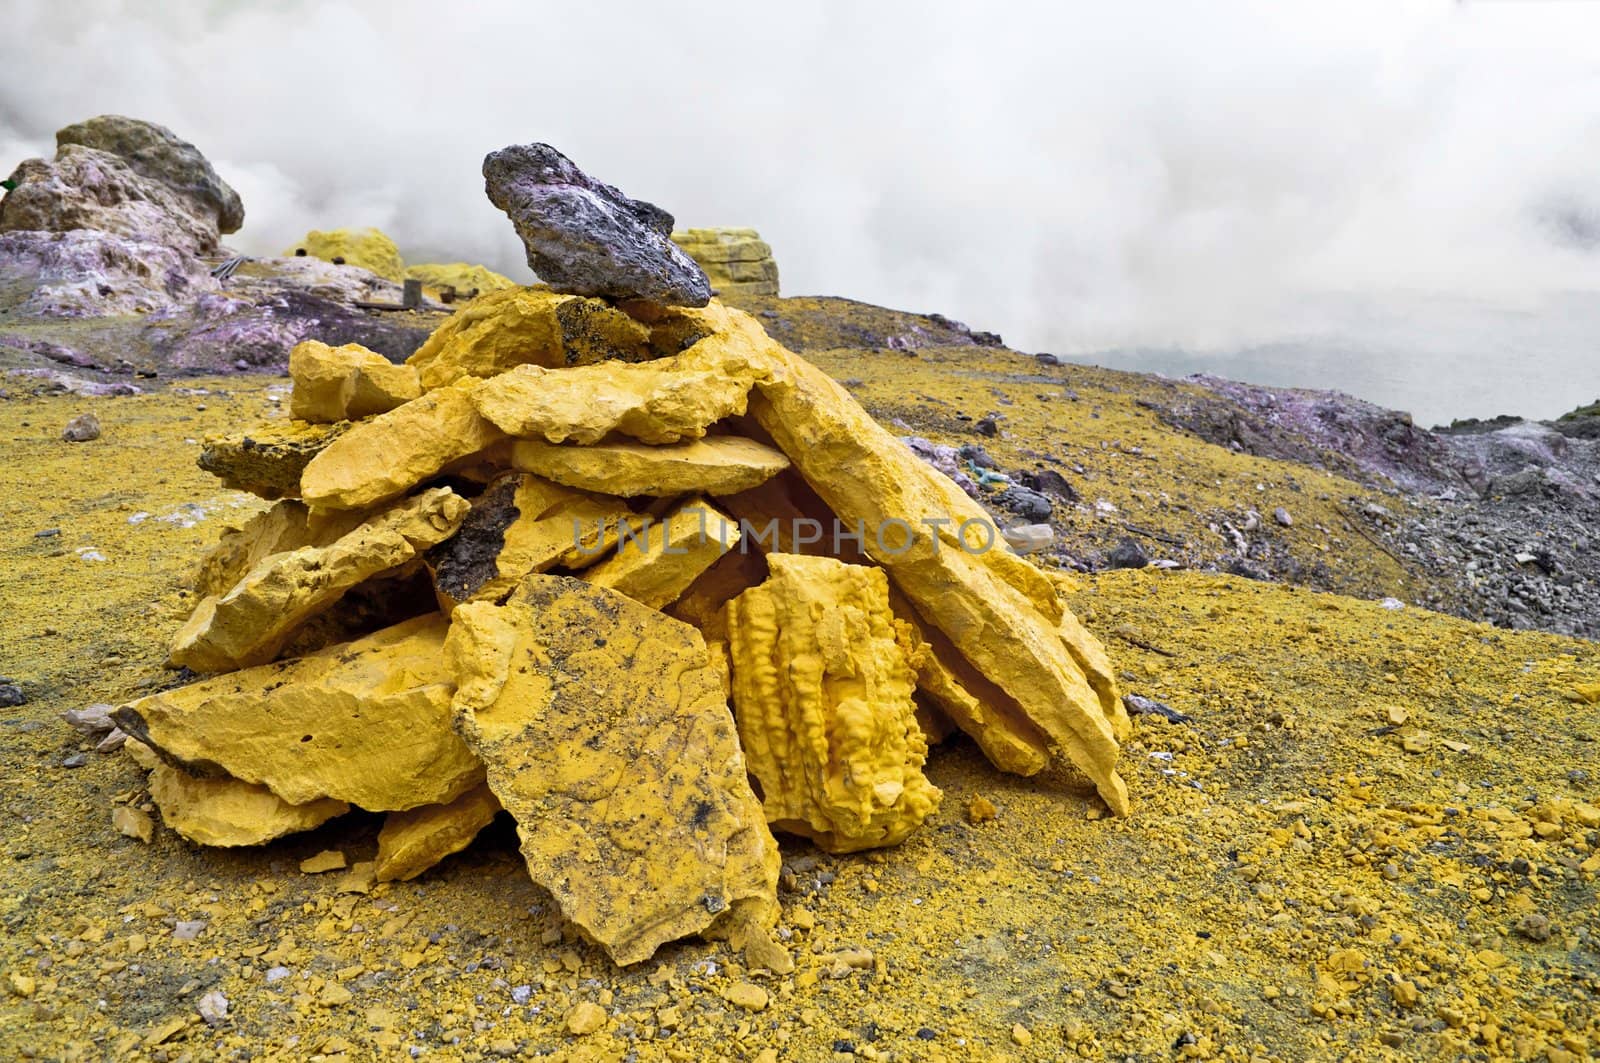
[196,990,230,1026]
[198,420,348,500]
[62,412,101,442]
[300,849,347,874]
[289,340,421,423]
[565,1001,607,1036]
[727,554,942,851]
[119,615,482,811]
[147,761,349,847]
[509,434,789,498]
[375,784,501,882]
[61,702,117,737]
[427,473,640,610]
[744,320,1129,813]
[169,488,469,671]
[405,286,653,390]
[482,142,711,306]
[447,575,779,965]
[111,804,155,843]
[300,382,506,511]
[470,338,769,445]
[584,498,740,610]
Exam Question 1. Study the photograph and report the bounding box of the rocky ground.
[731,295,1600,641]
[8,117,1593,1062]
[1,299,1597,1061]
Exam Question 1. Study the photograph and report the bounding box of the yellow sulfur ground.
[0,368,1595,1061]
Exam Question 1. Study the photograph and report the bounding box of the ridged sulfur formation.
[739,320,1131,815]
[671,227,780,297]
[447,576,778,965]
[727,554,941,852]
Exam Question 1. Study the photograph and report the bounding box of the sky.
[2,0,1598,422]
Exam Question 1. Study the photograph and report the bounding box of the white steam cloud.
[2,0,1598,422]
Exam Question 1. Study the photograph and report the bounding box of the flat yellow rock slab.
[149,761,350,847]
[428,473,640,611]
[169,488,469,672]
[289,340,421,423]
[300,382,507,511]
[119,614,483,812]
[509,435,789,498]
[727,554,941,851]
[194,500,363,598]
[447,575,779,966]
[470,339,769,445]
[375,784,501,882]
[197,420,346,500]
[406,286,652,390]
[584,498,740,610]
[739,313,1130,814]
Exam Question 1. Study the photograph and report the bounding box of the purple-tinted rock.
[1,146,225,256]
[0,229,215,317]
[55,115,243,235]
[482,143,710,306]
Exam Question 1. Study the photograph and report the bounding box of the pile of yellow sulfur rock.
[113,284,1129,966]
[670,227,780,297]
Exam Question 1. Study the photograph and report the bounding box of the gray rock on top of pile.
[483,143,711,307]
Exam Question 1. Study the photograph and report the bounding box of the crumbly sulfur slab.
[469,338,769,445]
[197,420,347,500]
[289,339,421,423]
[508,435,789,498]
[192,500,363,599]
[168,488,469,672]
[374,784,502,882]
[119,614,483,812]
[300,381,507,511]
[583,498,740,610]
[147,760,350,848]
[446,574,779,965]
[726,553,941,851]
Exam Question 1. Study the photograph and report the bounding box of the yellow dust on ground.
[0,374,1595,1062]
